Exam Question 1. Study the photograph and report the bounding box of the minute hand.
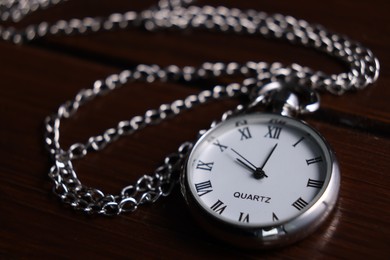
[260,143,278,169]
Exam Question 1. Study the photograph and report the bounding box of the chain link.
[0,0,379,94]
[44,61,262,215]
[1,0,379,215]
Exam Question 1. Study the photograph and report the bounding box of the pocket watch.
[181,81,340,248]
[16,0,377,250]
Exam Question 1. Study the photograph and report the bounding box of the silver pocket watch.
[17,0,377,250]
[181,80,340,248]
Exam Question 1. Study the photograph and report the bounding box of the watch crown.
[248,80,320,116]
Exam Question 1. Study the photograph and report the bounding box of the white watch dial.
[186,113,333,228]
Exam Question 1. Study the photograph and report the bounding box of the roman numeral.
[293,133,311,147]
[306,156,323,165]
[272,212,279,222]
[238,127,252,140]
[292,136,305,147]
[292,197,308,211]
[196,160,214,171]
[307,179,324,189]
[238,212,250,222]
[264,125,282,139]
[195,180,213,197]
[210,199,227,215]
[212,139,228,152]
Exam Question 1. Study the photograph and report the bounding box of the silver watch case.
[180,113,340,249]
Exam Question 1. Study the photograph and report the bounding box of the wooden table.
[1,0,389,258]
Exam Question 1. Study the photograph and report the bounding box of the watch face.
[184,113,336,228]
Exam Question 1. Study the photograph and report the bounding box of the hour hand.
[236,158,256,172]
[231,148,268,178]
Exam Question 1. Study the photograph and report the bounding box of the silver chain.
[1,0,379,215]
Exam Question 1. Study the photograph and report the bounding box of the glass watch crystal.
[182,113,340,248]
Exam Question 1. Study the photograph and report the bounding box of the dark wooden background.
[1,0,389,258]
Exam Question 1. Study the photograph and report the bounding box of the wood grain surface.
[1,0,389,258]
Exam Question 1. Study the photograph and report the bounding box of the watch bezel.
[180,112,340,248]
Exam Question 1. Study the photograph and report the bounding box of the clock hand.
[236,158,256,172]
[260,143,278,170]
[251,143,277,179]
[230,148,268,179]
[231,148,257,169]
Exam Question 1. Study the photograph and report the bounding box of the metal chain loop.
[1,0,379,215]
[45,62,263,215]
